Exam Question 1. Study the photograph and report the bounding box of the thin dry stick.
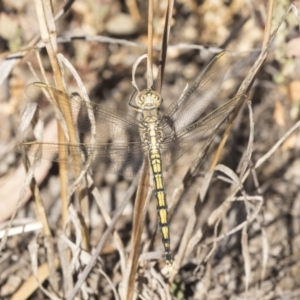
[124,1,154,298]
[167,72,246,279]
[0,104,44,253]
[197,102,299,261]
[170,195,203,280]
[155,0,174,94]
[11,258,60,300]
[56,53,96,231]
[34,0,89,250]
[168,92,245,220]
[147,0,154,88]
[262,0,275,50]
[66,176,139,300]
[27,51,54,239]
[89,174,127,275]
[34,0,70,231]
[17,58,58,291]
[211,2,296,173]
[254,119,300,170]
[26,163,51,237]
[202,102,255,272]
[203,5,299,259]
[32,1,67,293]
[126,0,141,23]
[125,160,151,300]
[197,100,258,274]
[209,0,275,170]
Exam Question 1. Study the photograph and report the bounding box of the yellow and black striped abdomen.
[149,148,172,267]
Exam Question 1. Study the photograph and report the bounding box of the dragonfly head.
[136,89,162,110]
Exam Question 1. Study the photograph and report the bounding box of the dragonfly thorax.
[139,119,164,148]
[142,114,158,123]
[136,88,162,110]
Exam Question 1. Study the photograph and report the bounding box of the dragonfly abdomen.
[149,147,173,267]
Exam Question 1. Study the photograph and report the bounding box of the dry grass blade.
[11,259,60,300]
[155,0,174,93]
[56,55,97,229]
[147,0,153,88]
[33,0,68,232]
[124,1,155,298]
[238,118,300,190]
[0,103,52,253]
[172,98,257,281]
[35,0,90,250]
[27,239,60,300]
[169,93,246,219]
[254,119,300,169]
[66,175,139,299]
[57,237,73,296]
[29,180,51,235]
[125,159,151,300]
[210,2,297,171]
[126,0,141,23]
[89,174,127,274]
[171,193,203,278]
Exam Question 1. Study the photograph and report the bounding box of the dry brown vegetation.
[0,0,300,299]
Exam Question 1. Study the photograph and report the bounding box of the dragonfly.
[16,50,243,268]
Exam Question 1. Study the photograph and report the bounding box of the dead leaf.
[274,99,286,126]
[289,80,300,103]
[281,133,297,151]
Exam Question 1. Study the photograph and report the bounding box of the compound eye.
[154,95,161,104]
[137,95,144,106]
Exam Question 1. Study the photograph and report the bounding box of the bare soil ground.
[0,0,300,299]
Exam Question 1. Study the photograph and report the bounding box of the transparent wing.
[25,82,141,142]
[16,141,144,178]
[161,51,232,136]
[160,94,245,169]
[21,83,144,177]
